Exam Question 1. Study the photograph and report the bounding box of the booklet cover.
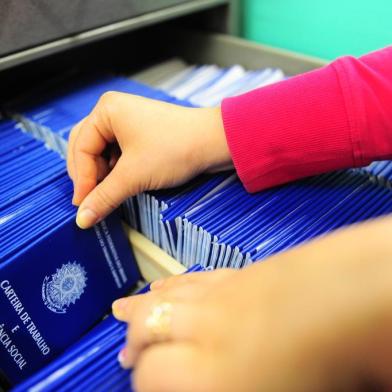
[0,212,140,385]
[12,265,204,392]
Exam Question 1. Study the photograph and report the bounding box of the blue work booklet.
[0,120,140,385]
[12,265,204,392]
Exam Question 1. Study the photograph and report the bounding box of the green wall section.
[242,0,392,60]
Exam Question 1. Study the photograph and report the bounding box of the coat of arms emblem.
[42,262,87,314]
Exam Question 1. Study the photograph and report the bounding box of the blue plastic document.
[12,265,204,392]
[0,120,141,385]
[0,212,140,384]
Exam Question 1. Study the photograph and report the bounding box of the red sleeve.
[221,46,392,192]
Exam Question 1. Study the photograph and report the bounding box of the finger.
[75,157,136,228]
[71,142,113,205]
[132,343,207,392]
[112,292,155,322]
[112,283,208,324]
[150,272,206,291]
[71,104,114,204]
[150,268,236,291]
[72,155,111,206]
[120,298,201,368]
[67,119,84,181]
[72,119,108,205]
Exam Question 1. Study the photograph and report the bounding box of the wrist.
[197,106,233,173]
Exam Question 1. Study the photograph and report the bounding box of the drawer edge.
[171,29,328,74]
[124,225,186,282]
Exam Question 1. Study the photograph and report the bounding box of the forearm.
[222,46,392,193]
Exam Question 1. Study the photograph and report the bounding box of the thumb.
[75,158,139,229]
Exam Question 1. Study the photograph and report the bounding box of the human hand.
[67,92,232,229]
[112,216,392,392]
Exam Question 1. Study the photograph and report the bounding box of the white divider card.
[12,265,204,392]
[0,120,140,386]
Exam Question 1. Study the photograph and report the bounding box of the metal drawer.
[0,0,230,71]
[0,0,199,57]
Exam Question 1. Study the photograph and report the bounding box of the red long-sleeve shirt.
[221,46,392,192]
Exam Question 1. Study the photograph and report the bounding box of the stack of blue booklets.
[359,160,392,188]
[133,60,286,107]
[0,119,140,386]
[12,74,193,157]
[4,59,392,389]
[9,66,392,272]
[12,265,204,392]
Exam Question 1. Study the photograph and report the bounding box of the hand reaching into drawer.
[66,91,233,229]
[112,215,392,392]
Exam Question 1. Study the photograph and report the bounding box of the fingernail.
[112,298,127,319]
[117,347,128,368]
[150,279,165,290]
[76,208,98,229]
